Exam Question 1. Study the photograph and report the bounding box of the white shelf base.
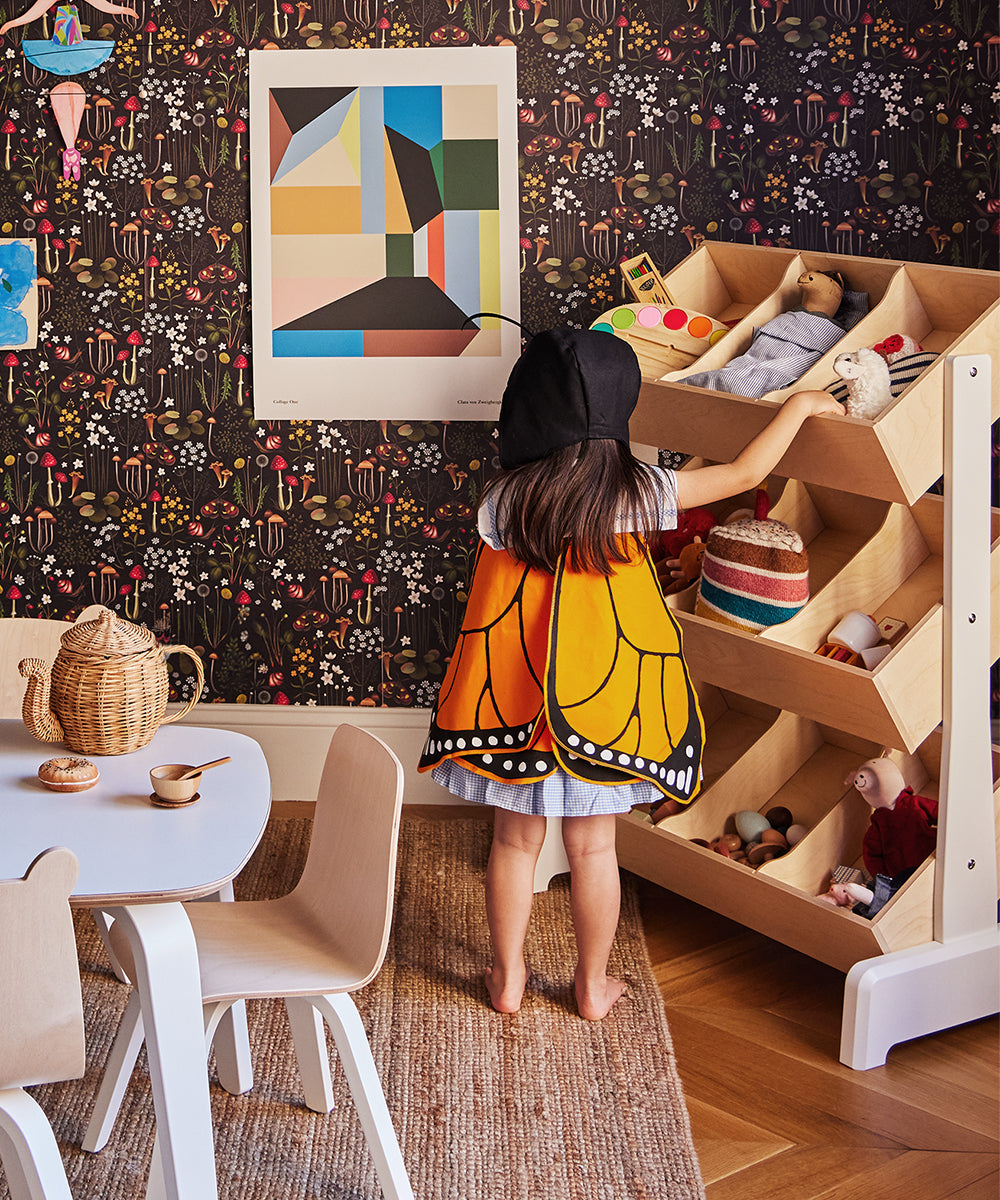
[840,928,1000,1069]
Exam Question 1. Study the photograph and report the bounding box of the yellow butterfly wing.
[547,536,704,803]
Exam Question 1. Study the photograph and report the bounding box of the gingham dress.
[678,291,869,398]
[431,468,678,817]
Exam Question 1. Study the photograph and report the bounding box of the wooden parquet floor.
[636,875,999,1200]
[403,807,999,1200]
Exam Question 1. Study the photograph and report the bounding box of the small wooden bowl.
[149,764,201,804]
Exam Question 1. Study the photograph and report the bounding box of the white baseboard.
[174,703,469,806]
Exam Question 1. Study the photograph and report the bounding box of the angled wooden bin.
[618,724,999,975]
[665,489,1000,753]
[624,243,1000,505]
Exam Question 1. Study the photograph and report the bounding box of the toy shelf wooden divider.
[666,482,1000,753]
[618,724,999,976]
[623,243,1000,505]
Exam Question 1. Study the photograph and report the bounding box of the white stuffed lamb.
[832,347,892,419]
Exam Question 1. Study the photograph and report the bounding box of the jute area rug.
[10,816,705,1200]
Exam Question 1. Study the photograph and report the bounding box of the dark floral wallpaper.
[0,0,996,707]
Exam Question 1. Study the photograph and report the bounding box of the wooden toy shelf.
[614,247,999,1045]
[625,244,1000,505]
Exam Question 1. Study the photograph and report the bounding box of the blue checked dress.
[431,468,683,817]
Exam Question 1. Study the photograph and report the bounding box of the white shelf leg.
[840,353,999,1069]
[534,817,570,892]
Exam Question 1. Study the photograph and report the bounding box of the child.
[419,326,840,1019]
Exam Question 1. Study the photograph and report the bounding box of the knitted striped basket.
[694,489,808,633]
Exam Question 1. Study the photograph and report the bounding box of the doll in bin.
[843,756,939,917]
[419,325,841,1018]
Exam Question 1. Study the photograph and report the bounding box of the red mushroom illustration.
[360,567,378,625]
[953,115,968,166]
[2,119,14,171]
[592,93,610,148]
[40,450,58,505]
[231,117,246,162]
[124,329,142,383]
[4,352,18,403]
[706,114,722,167]
[270,454,288,509]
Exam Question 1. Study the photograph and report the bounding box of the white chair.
[84,723,414,1200]
[0,847,86,1200]
[0,613,126,985]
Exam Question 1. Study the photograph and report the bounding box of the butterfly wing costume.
[419,326,704,805]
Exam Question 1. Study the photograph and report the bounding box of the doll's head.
[497,328,641,469]
[846,756,905,810]
[796,270,845,319]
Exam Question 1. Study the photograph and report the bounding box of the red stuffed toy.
[846,757,938,879]
[658,506,716,560]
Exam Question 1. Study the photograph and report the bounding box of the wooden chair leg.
[313,994,414,1200]
[0,1088,73,1200]
[193,885,253,1096]
[82,991,145,1152]
[284,997,335,1113]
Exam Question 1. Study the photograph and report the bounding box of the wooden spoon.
[176,756,232,781]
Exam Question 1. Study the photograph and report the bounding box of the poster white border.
[249,46,520,422]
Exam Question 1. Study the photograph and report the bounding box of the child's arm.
[674,390,841,511]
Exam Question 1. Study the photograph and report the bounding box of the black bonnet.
[497,327,641,470]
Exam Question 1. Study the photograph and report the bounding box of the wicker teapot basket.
[18,607,204,756]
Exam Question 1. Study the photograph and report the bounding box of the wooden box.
[665,488,1000,753]
[625,243,1000,505]
[618,722,999,974]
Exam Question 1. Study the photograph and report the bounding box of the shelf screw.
[969,366,978,377]
[969,613,977,623]
[968,859,976,869]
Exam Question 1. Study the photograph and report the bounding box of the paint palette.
[590,303,731,377]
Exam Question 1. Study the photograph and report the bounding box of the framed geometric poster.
[248,47,520,421]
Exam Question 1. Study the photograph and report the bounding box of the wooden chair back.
[292,724,405,990]
[0,847,86,1090]
[0,618,68,718]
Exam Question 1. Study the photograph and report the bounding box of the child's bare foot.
[574,970,627,1020]
[485,964,530,1013]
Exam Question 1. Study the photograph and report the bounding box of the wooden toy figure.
[846,756,939,880]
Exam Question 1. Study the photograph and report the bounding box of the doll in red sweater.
[847,756,939,880]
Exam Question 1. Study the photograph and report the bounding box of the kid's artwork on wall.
[0,238,38,349]
[249,46,520,421]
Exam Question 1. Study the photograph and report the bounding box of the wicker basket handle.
[159,644,205,725]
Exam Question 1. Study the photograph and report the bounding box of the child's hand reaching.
[784,389,845,418]
[675,386,843,511]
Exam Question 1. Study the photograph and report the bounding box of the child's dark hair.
[482,438,663,575]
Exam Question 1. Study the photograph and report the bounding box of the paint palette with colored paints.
[590,303,731,376]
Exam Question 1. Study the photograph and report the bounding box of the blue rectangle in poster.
[0,238,38,350]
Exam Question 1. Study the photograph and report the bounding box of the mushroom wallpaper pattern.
[0,0,996,708]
